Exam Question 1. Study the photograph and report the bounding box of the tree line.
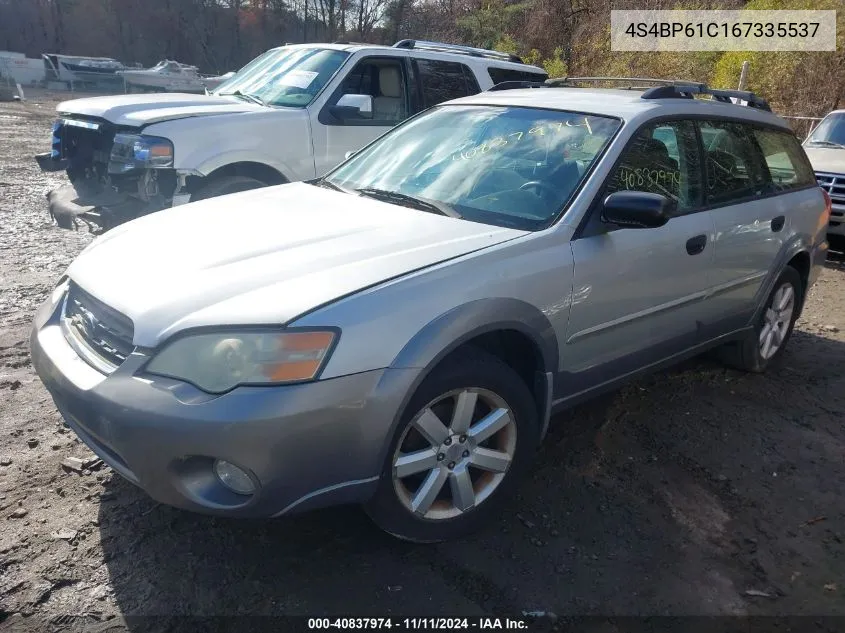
[0,0,842,118]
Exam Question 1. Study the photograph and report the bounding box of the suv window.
[699,121,768,205]
[488,67,549,85]
[337,57,408,124]
[415,59,480,108]
[604,121,702,213]
[753,128,817,190]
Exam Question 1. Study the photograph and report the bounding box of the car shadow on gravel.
[96,329,845,620]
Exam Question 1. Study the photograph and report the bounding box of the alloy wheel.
[392,388,517,521]
[759,282,795,360]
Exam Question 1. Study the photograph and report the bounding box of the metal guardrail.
[781,115,824,139]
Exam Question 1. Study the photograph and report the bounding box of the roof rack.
[393,39,523,64]
[487,76,771,111]
[640,84,771,111]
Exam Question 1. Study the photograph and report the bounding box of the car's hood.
[803,146,845,175]
[67,183,527,348]
[57,93,264,127]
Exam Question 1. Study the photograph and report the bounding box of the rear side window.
[415,59,480,108]
[698,121,768,205]
[488,67,549,85]
[752,128,817,190]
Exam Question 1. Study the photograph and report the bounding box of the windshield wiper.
[355,188,461,218]
[225,90,265,106]
[313,178,351,194]
[806,139,845,149]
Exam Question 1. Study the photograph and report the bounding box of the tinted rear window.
[416,59,481,108]
[488,67,549,85]
[753,128,817,190]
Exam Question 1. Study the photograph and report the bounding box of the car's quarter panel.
[744,192,829,322]
[144,109,312,181]
[291,227,576,381]
[560,211,716,399]
[63,183,527,348]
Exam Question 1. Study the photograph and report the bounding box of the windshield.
[806,113,845,147]
[325,105,621,230]
[213,47,349,108]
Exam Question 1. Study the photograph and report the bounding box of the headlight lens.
[108,133,174,173]
[145,330,337,393]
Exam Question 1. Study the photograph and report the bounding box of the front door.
[560,120,715,398]
[310,54,411,177]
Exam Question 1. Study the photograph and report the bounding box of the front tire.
[365,347,539,543]
[720,266,802,373]
[192,175,267,202]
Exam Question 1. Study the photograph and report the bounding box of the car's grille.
[62,282,135,371]
[816,172,845,226]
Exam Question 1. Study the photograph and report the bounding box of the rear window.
[415,59,481,108]
[488,67,549,85]
[753,128,817,190]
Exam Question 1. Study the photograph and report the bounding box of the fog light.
[213,459,255,495]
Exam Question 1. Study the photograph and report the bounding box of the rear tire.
[718,266,802,373]
[192,175,267,202]
[365,347,539,543]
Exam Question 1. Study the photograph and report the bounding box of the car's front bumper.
[30,296,418,517]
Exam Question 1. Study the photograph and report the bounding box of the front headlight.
[108,133,174,173]
[145,329,337,393]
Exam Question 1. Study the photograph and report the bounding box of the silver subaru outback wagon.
[30,78,829,542]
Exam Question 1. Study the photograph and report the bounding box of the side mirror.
[601,191,674,229]
[330,94,373,120]
[344,150,356,160]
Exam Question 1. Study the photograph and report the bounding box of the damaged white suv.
[34,40,546,232]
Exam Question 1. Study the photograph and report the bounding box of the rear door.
[702,121,816,334]
[562,120,715,396]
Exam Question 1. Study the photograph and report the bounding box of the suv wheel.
[193,175,267,201]
[365,347,539,542]
[720,266,802,373]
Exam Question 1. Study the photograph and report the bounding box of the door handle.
[686,234,707,256]
[771,215,785,232]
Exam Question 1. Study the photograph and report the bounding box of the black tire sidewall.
[193,176,266,201]
[365,347,539,543]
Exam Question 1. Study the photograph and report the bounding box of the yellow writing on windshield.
[451,118,595,162]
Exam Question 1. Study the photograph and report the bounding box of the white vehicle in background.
[34,40,547,232]
[119,60,207,93]
[802,109,845,247]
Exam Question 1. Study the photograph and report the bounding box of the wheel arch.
[375,298,559,472]
[190,161,289,193]
[751,236,814,324]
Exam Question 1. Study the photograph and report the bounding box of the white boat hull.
[120,70,205,93]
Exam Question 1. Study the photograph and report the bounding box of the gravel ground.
[1,91,844,630]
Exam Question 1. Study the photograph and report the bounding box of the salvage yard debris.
[61,456,103,472]
[50,528,77,541]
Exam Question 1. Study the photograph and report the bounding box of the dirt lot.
[1,91,844,630]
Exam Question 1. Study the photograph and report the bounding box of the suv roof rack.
[487,76,771,112]
[393,39,523,64]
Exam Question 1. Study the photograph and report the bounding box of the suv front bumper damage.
[35,152,192,233]
[45,181,154,232]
